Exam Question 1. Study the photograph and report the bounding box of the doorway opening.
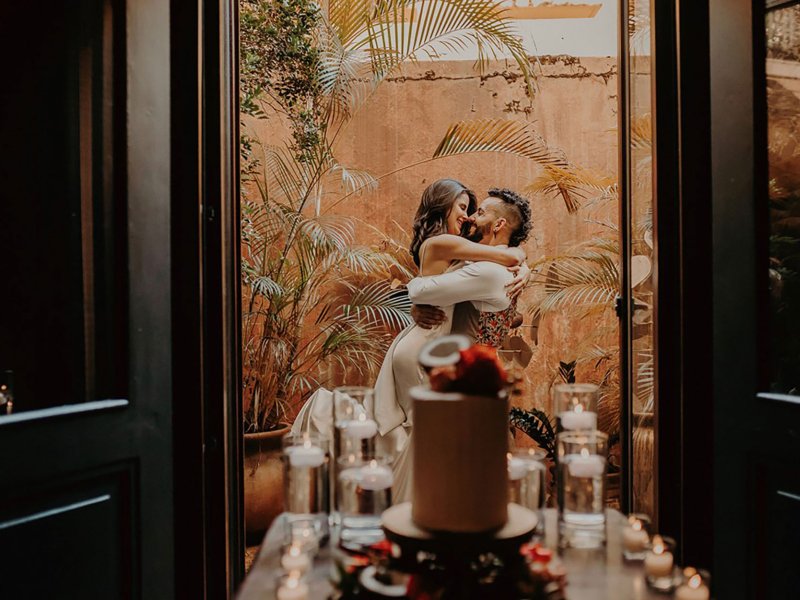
[237,0,656,565]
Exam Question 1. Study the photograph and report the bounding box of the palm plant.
[240,0,535,431]
[432,116,659,466]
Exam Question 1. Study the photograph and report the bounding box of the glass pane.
[0,0,123,414]
[627,0,656,517]
[239,0,622,542]
[766,4,800,395]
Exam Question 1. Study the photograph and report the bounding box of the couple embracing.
[294,178,533,502]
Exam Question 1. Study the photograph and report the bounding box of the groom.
[407,187,532,340]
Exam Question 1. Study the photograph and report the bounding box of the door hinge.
[614,294,625,319]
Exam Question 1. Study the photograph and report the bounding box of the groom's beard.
[462,221,490,243]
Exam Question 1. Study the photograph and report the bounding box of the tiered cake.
[409,339,510,533]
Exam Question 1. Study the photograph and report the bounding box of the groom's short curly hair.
[488,187,532,247]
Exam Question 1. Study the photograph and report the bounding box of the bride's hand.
[411,304,446,329]
[505,263,531,300]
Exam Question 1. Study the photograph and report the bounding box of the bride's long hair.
[409,179,476,266]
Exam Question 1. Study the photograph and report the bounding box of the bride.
[292,179,525,497]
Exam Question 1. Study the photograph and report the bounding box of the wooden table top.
[238,509,672,599]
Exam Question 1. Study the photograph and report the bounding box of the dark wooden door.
[710,1,800,598]
[0,0,183,597]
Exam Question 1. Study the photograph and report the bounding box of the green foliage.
[240,0,536,432]
[240,0,324,160]
[509,406,555,463]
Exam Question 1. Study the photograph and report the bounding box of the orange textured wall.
[243,55,620,424]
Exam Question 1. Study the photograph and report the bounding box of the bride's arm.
[425,234,525,266]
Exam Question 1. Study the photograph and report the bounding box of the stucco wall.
[244,54,620,421]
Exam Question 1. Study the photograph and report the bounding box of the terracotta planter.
[244,424,291,544]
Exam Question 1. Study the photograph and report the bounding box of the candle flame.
[652,535,664,554]
[575,404,584,414]
[289,545,301,557]
[580,448,590,458]
[688,574,702,589]
[632,519,642,532]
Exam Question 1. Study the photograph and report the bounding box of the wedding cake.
[410,339,510,533]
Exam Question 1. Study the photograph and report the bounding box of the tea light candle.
[343,413,378,439]
[675,569,710,600]
[623,517,649,552]
[276,574,309,600]
[280,545,311,574]
[560,404,598,430]
[644,535,674,578]
[508,454,527,481]
[359,460,393,490]
[567,448,605,477]
[286,443,325,468]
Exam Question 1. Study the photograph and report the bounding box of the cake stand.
[382,502,539,598]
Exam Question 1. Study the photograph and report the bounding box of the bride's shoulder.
[422,234,463,251]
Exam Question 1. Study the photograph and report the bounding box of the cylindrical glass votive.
[622,513,651,560]
[508,449,547,512]
[333,387,378,459]
[337,455,393,544]
[553,383,599,432]
[283,517,320,557]
[675,567,711,600]
[332,387,378,520]
[557,430,607,548]
[282,433,329,520]
[644,535,678,592]
[275,571,310,600]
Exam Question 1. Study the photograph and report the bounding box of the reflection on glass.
[766,5,800,396]
[627,0,656,517]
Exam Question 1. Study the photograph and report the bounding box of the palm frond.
[524,165,615,214]
[339,281,413,330]
[361,0,534,92]
[509,406,556,463]
[323,162,379,196]
[317,24,372,121]
[434,119,568,166]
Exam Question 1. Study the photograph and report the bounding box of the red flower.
[520,542,552,564]
[452,345,507,396]
[428,365,457,392]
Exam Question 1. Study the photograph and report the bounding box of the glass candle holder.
[622,513,652,560]
[508,449,547,513]
[644,535,678,592]
[557,430,607,549]
[337,454,393,545]
[279,543,312,575]
[553,383,599,432]
[275,571,310,600]
[332,387,378,522]
[282,433,329,520]
[283,517,320,557]
[675,567,711,600]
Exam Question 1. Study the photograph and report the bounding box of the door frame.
[171,0,243,596]
[618,0,715,565]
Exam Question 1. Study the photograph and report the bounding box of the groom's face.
[462,197,499,243]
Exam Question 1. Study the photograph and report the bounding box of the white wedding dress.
[292,258,460,503]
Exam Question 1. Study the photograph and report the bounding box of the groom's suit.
[406,259,514,340]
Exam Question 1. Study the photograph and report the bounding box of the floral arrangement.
[428,344,508,396]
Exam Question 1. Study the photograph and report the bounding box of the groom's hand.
[506,263,531,300]
[411,304,446,329]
